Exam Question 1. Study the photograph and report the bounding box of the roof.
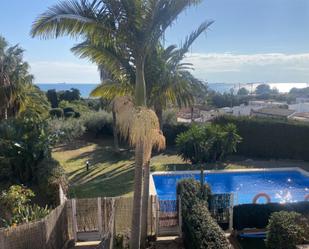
[252,108,295,117]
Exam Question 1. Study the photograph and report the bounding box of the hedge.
[49,108,63,118]
[233,202,309,230]
[162,123,189,146]
[266,211,309,249]
[214,116,309,161]
[177,179,231,249]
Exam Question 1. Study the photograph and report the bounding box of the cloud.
[184,52,309,82]
[29,61,100,83]
[28,52,309,83]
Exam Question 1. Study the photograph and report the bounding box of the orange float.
[253,193,271,204]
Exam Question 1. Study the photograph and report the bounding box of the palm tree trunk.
[154,103,163,130]
[4,108,7,120]
[112,110,120,152]
[140,143,152,248]
[131,54,146,249]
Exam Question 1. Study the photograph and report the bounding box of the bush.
[63,107,75,114]
[233,202,309,230]
[162,109,178,126]
[266,211,309,249]
[177,179,230,249]
[176,123,241,164]
[214,116,309,161]
[37,158,68,206]
[82,111,113,136]
[49,108,63,118]
[64,111,75,118]
[48,118,86,143]
[0,185,50,227]
[162,123,189,146]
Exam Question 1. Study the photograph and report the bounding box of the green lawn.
[52,137,309,198]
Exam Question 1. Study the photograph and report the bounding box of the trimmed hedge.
[177,179,231,249]
[266,211,309,249]
[162,123,189,146]
[214,116,309,161]
[233,202,309,230]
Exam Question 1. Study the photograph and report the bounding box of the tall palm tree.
[31,1,202,247]
[0,36,46,120]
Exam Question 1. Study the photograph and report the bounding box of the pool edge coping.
[149,167,309,196]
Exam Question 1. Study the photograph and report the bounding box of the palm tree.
[0,36,46,120]
[31,1,202,247]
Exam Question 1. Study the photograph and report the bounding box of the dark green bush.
[62,107,75,114]
[162,123,189,146]
[64,111,75,118]
[37,158,68,206]
[49,108,63,118]
[214,116,309,161]
[266,211,309,249]
[82,111,113,136]
[185,201,231,249]
[177,179,231,249]
[233,202,309,230]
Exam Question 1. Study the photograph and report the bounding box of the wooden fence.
[0,202,69,249]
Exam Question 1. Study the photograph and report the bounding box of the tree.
[46,89,59,108]
[0,36,49,120]
[255,84,271,95]
[237,87,249,96]
[31,1,202,247]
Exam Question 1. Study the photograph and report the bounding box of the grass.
[52,137,309,198]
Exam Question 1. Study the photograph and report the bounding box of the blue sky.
[1,0,309,83]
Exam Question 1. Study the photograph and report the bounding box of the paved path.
[70,241,100,249]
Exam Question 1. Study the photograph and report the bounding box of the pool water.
[152,169,309,204]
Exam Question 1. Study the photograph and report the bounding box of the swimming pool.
[151,168,309,205]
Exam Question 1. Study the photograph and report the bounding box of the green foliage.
[177,179,231,249]
[46,89,59,108]
[266,211,309,249]
[214,115,309,161]
[208,91,250,108]
[58,88,80,102]
[49,108,64,118]
[176,123,241,164]
[237,87,249,96]
[0,112,50,183]
[162,109,178,126]
[64,111,76,118]
[233,202,309,230]
[82,111,113,136]
[162,123,190,146]
[255,84,272,95]
[48,118,86,143]
[37,157,68,206]
[114,234,130,249]
[0,185,50,227]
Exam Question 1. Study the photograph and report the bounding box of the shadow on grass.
[69,162,135,198]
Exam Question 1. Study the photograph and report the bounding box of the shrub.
[233,202,309,230]
[162,123,189,146]
[37,158,68,206]
[49,108,63,118]
[48,118,85,143]
[162,109,178,126]
[0,114,50,184]
[177,179,231,249]
[185,201,231,249]
[0,185,50,227]
[266,211,309,249]
[63,106,75,114]
[64,111,75,118]
[214,115,309,161]
[176,123,241,164]
[82,111,113,136]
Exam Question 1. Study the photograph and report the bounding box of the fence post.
[72,199,77,242]
[0,229,5,249]
[155,196,159,236]
[229,193,234,232]
[178,195,182,238]
[98,197,103,239]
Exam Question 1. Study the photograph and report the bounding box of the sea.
[36,83,309,98]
